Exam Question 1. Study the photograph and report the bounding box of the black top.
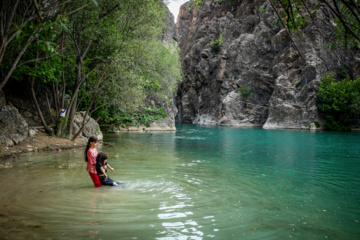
[96,161,107,175]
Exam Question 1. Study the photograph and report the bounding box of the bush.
[237,85,254,101]
[210,34,222,53]
[336,64,348,80]
[98,105,168,131]
[316,73,360,130]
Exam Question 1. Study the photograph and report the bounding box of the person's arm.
[107,163,115,172]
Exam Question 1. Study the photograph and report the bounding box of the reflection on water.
[0,123,360,239]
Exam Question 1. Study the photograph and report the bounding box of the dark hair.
[85,136,98,162]
[96,152,108,165]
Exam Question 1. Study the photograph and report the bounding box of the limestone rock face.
[0,106,28,146]
[220,90,268,126]
[72,112,103,141]
[177,2,200,55]
[146,99,178,131]
[162,5,178,42]
[176,0,360,129]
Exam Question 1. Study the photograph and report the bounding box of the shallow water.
[0,123,359,239]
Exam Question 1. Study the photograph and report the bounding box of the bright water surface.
[0,123,360,240]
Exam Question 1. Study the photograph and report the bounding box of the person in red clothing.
[85,136,101,187]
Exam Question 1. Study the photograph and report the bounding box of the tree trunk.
[45,92,55,124]
[56,30,67,137]
[60,30,66,109]
[67,56,82,138]
[0,0,20,65]
[30,77,53,134]
[71,61,112,141]
[68,93,78,138]
[71,96,94,141]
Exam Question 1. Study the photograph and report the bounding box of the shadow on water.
[0,123,360,239]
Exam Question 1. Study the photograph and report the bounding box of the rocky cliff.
[176,0,360,129]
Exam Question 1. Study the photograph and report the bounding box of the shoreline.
[0,131,87,161]
[2,123,359,161]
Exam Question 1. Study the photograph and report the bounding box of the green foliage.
[237,85,254,101]
[273,0,307,36]
[0,1,68,92]
[57,117,70,138]
[197,0,241,5]
[99,105,167,130]
[143,79,162,91]
[336,65,348,80]
[210,34,223,53]
[72,0,181,128]
[14,54,63,84]
[316,73,360,130]
[259,6,266,14]
[187,0,203,11]
[5,0,182,136]
[314,121,321,128]
[270,0,360,49]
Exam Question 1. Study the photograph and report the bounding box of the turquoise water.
[0,123,359,239]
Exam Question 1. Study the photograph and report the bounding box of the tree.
[267,0,360,50]
[13,41,63,134]
[5,0,182,140]
[316,73,360,130]
[61,0,180,140]
[72,0,181,137]
[0,0,64,91]
[90,34,181,130]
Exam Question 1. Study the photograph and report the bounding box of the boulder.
[0,106,28,146]
[29,129,37,137]
[72,112,103,141]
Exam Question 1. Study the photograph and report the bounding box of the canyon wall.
[176,0,360,129]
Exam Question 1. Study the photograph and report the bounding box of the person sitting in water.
[96,153,119,187]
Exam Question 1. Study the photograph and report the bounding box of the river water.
[0,123,359,239]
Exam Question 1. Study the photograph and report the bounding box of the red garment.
[87,148,100,187]
[89,172,101,187]
[87,148,98,174]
